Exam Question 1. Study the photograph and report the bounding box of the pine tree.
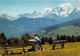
[48,37,53,44]
[45,37,48,42]
[0,33,7,45]
[71,35,76,42]
[57,35,60,40]
[41,36,45,45]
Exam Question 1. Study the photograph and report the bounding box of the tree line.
[1,32,80,45]
[0,33,54,45]
[57,35,80,42]
[41,36,53,44]
[0,33,32,45]
[41,35,80,44]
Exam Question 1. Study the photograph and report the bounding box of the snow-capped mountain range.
[0,3,80,21]
[18,3,76,19]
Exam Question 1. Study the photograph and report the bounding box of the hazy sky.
[0,0,80,16]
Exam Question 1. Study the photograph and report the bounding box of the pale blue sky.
[0,0,80,16]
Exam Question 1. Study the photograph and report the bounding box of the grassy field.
[0,42,80,56]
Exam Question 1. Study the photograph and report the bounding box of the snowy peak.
[59,3,74,13]
[0,14,19,21]
[42,3,76,19]
[68,8,80,19]
[31,11,43,18]
[51,3,75,17]
[18,11,43,18]
[59,3,74,8]
[72,8,80,12]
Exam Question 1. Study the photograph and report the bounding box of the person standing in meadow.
[33,34,43,50]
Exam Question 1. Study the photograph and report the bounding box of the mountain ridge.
[1,3,80,21]
[32,18,80,37]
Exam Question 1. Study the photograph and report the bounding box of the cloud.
[0,11,6,15]
[0,11,6,13]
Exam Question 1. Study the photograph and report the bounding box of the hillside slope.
[45,25,80,36]
[32,18,80,37]
[43,18,80,33]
